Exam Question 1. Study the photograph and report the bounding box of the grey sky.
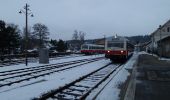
[0,0,170,40]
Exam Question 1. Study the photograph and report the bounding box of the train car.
[80,44,105,55]
[105,36,134,61]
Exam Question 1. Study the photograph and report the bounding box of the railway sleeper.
[62,91,82,96]
[73,84,91,89]
[69,86,88,92]
[67,88,85,93]
[80,81,98,86]
[81,79,99,82]
[53,94,75,100]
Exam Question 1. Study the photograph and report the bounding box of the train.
[80,36,134,61]
[80,44,105,55]
[105,36,134,61]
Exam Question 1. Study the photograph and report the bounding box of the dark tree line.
[50,39,68,52]
[0,20,51,55]
[0,20,21,55]
[127,35,151,44]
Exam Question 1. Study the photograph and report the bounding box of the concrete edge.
[123,54,139,100]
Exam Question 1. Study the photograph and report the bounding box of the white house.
[150,20,170,53]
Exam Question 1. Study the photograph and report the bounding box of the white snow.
[87,52,139,100]
[0,55,110,100]
[0,53,140,100]
[0,54,101,72]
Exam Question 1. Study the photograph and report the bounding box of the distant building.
[137,41,151,52]
[150,20,170,57]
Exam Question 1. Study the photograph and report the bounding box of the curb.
[124,54,139,100]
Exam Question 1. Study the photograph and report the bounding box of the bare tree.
[32,23,49,48]
[79,31,85,44]
[72,30,79,40]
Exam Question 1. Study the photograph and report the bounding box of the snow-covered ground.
[0,54,111,100]
[86,52,139,100]
[0,53,140,100]
[0,54,101,72]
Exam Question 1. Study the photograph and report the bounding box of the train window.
[82,45,88,49]
[108,42,124,48]
[83,45,104,50]
[89,46,93,49]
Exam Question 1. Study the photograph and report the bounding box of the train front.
[105,38,128,61]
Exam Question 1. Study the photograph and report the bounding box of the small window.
[167,27,170,32]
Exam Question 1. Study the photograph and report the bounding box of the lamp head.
[19,11,22,14]
[31,14,34,17]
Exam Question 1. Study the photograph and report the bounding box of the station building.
[150,20,170,57]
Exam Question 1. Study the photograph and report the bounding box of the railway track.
[34,63,122,100]
[0,54,84,67]
[0,57,104,88]
[0,58,36,67]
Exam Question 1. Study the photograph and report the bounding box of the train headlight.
[121,50,124,53]
[107,51,110,53]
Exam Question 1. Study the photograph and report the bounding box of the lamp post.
[104,35,106,50]
[159,25,162,58]
[19,3,33,66]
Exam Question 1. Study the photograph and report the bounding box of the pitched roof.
[150,19,170,36]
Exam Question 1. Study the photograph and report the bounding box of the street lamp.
[159,25,162,58]
[19,3,33,66]
[104,35,106,50]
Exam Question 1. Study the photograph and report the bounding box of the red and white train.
[80,36,134,61]
[105,37,134,61]
[80,44,105,55]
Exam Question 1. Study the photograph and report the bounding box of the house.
[157,36,170,57]
[150,20,170,57]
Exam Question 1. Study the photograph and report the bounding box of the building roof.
[150,19,170,36]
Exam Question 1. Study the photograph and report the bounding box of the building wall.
[157,37,170,57]
[151,20,170,53]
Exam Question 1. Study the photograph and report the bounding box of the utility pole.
[19,3,33,66]
[104,35,106,50]
[159,25,162,58]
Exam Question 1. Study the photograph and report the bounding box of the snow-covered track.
[0,57,104,88]
[35,63,122,100]
[50,54,84,60]
[0,58,36,67]
[0,55,84,67]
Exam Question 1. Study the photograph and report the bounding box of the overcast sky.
[0,0,170,40]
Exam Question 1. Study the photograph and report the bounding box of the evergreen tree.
[0,20,6,54]
[0,20,21,55]
[6,24,21,53]
[57,39,66,52]
[50,39,58,46]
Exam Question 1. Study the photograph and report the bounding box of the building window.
[167,27,170,32]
